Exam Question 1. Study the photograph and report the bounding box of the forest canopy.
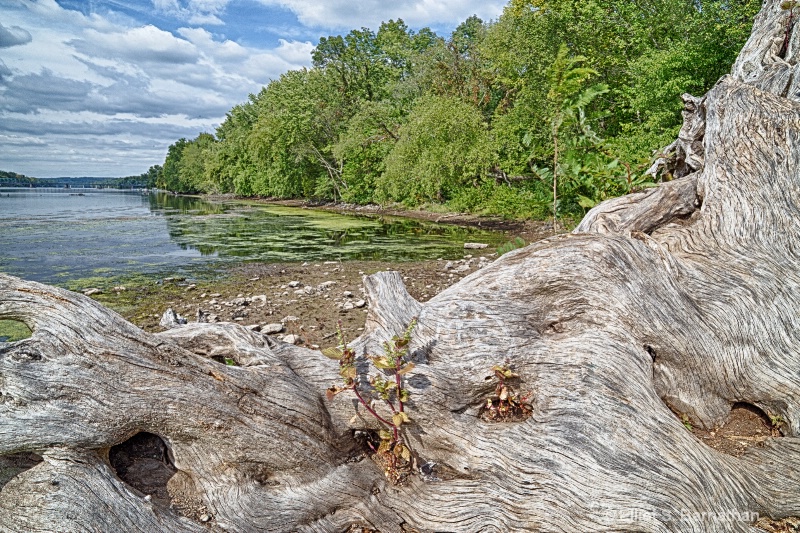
[156,0,760,219]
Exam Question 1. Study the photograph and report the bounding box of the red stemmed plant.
[322,319,417,483]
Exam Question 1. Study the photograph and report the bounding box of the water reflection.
[147,193,502,263]
[146,193,226,216]
[0,189,504,285]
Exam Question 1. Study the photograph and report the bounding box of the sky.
[0,0,507,178]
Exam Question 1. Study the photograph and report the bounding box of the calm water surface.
[0,188,504,285]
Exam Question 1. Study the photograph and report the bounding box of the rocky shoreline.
[99,254,501,349]
[91,200,559,347]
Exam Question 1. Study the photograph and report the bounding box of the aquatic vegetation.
[0,191,504,286]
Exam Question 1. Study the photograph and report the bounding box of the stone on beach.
[261,323,284,334]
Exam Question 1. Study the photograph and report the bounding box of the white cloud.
[0,109,215,176]
[69,26,201,65]
[0,134,47,146]
[0,0,318,176]
[0,59,12,81]
[0,70,94,114]
[275,39,314,64]
[0,0,504,177]
[256,0,506,30]
[177,27,249,60]
[152,0,230,26]
[188,13,225,25]
[21,0,125,33]
[0,24,33,48]
[239,52,299,83]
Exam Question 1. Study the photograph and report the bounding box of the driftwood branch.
[4,2,800,531]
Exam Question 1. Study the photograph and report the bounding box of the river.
[0,188,504,287]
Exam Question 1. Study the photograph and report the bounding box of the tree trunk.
[4,2,800,531]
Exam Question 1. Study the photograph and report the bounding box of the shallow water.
[0,188,504,285]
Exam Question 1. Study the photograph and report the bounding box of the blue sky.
[0,0,506,178]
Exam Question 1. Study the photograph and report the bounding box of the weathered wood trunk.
[4,2,800,531]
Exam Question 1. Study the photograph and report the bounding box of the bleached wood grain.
[3,2,800,531]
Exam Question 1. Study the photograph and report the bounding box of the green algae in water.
[0,320,32,342]
[0,190,507,286]
[160,199,506,263]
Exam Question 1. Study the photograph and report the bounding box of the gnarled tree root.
[4,1,800,531]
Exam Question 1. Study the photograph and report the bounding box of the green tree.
[425,16,502,118]
[158,138,189,192]
[333,100,406,203]
[616,0,761,157]
[314,20,439,106]
[144,165,161,188]
[158,134,217,193]
[178,133,216,193]
[378,95,493,205]
[155,1,758,220]
[483,0,758,177]
[313,28,385,103]
[248,69,344,198]
[207,96,261,195]
[539,45,609,226]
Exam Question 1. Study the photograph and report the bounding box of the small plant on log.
[322,319,417,484]
[770,414,787,436]
[481,361,533,422]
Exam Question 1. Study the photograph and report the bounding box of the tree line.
[0,169,160,189]
[155,0,759,220]
[0,171,38,187]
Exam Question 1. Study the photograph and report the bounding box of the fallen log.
[3,1,800,531]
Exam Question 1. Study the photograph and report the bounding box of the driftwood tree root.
[4,1,800,531]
